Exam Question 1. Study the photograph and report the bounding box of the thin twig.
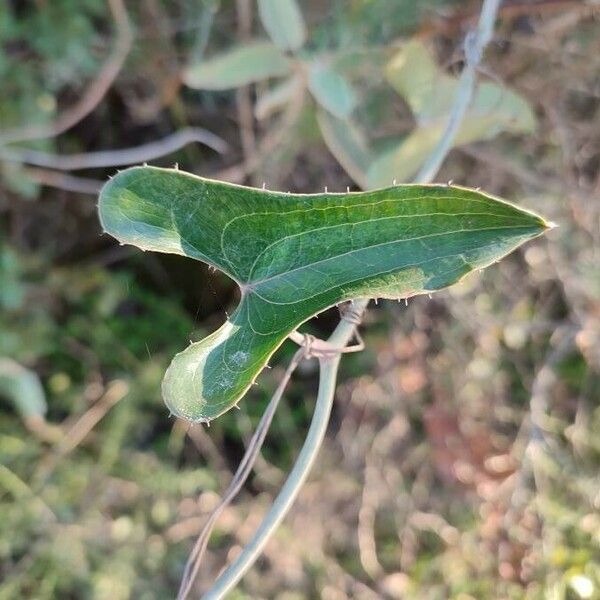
[505,325,578,530]
[216,85,307,184]
[416,0,502,183]
[202,299,369,599]
[234,0,257,183]
[0,0,132,146]
[179,324,364,598]
[32,380,129,487]
[22,167,103,195]
[177,347,307,599]
[0,464,57,522]
[2,128,228,171]
[528,326,578,457]
[54,380,130,458]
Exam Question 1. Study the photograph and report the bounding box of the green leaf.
[386,39,535,133]
[99,166,550,422]
[0,358,46,419]
[308,61,357,119]
[386,38,453,123]
[255,75,303,120]
[371,39,536,186]
[317,110,372,188]
[258,0,306,52]
[184,41,291,90]
[367,87,535,187]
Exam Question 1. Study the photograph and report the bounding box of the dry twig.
[3,128,228,171]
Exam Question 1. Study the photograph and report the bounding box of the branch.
[22,167,103,195]
[177,346,307,600]
[415,0,503,183]
[2,128,228,171]
[202,299,369,600]
[234,0,257,182]
[0,0,133,146]
[505,324,578,524]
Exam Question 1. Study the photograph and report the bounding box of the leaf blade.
[184,41,291,90]
[372,39,536,185]
[99,166,550,422]
[317,109,372,188]
[258,0,307,52]
[0,358,46,419]
[255,75,303,120]
[308,62,357,119]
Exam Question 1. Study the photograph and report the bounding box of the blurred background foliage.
[0,0,599,598]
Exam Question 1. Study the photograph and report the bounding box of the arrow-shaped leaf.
[98,166,550,422]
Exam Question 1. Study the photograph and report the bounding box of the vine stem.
[202,299,368,600]
[416,0,502,183]
[201,0,503,596]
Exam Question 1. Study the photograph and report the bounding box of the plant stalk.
[202,299,368,599]
[415,0,502,183]
[201,0,503,595]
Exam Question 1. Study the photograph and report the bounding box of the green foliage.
[0,0,107,198]
[99,165,548,421]
[182,5,535,189]
[184,41,291,90]
[0,0,104,133]
[307,61,357,119]
[0,247,194,386]
[366,40,536,187]
[0,246,213,599]
[0,358,46,419]
[257,0,307,52]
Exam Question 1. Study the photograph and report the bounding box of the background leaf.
[368,40,537,186]
[386,39,454,123]
[99,166,549,422]
[317,109,372,188]
[308,61,357,119]
[258,0,307,52]
[367,85,536,188]
[0,358,46,419]
[184,41,291,90]
[386,40,534,131]
[255,75,303,120]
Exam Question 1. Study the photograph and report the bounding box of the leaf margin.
[98,166,552,422]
